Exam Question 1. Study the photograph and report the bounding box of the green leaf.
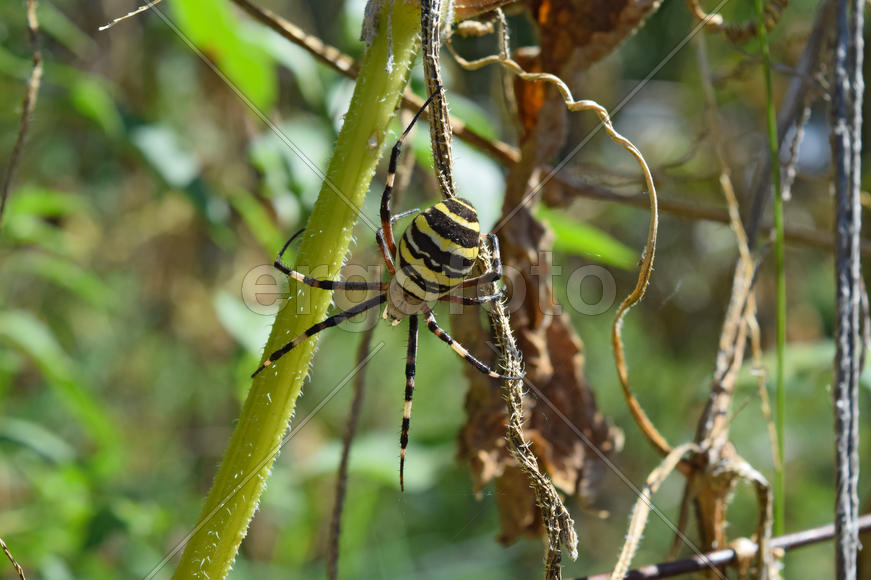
[38,1,96,58]
[250,116,333,204]
[251,23,324,106]
[227,188,284,253]
[213,290,270,355]
[70,77,124,139]
[5,252,113,309]
[1,188,87,253]
[4,187,88,218]
[538,206,637,269]
[130,125,201,188]
[171,0,277,111]
[0,310,123,477]
[0,418,76,463]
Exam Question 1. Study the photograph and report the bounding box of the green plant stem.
[170,1,420,577]
[755,0,786,538]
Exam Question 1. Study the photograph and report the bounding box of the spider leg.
[376,229,396,276]
[377,209,421,276]
[380,91,441,258]
[458,233,503,288]
[274,230,387,291]
[252,294,387,377]
[438,287,506,305]
[421,306,522,380]
[399,314,418,492]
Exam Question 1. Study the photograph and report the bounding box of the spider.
[252,91,518,490]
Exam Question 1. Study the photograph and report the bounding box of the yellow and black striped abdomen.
[395,198,480,301]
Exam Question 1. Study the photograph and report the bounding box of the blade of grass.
[755,0,786,537]
[169,1,421,577]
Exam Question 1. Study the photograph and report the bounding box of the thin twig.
[780,105,813,202]
[692,32,757,455]
[666,486,693,560]
[1,0,42,231]
[577,514,871,580]
[420,8,575,575]
[326,325,375,580]
[685,37,776,569]
[543,178,871,257]
[747,312,782,477]
[98,0,165,30]
[0,537,26,580]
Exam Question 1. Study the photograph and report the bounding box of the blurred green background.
[1,0,869,578]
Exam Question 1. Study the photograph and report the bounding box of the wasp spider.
[253,92,518,490]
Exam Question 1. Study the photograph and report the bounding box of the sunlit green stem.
[755,0,786,537]
[171,1,420,577]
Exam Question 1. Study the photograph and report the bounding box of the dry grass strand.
[609,443,701,580]
[0,537,26,580]
[99,0,165,30]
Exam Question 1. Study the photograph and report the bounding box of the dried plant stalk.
[477,241,579,579]
[420,0,456,199]
[686,0,788,43]
[98,0,165,30]
[0,537,26,580]
[689,37,773,572]
[225,0,858,257]
[448,13,665,456]
[610,443,700,580]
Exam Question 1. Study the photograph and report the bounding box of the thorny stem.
[422,6,577,575]
[420,0,455,199]
[477,241,579,579]
[169,1,421,577]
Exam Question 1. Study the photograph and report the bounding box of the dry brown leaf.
[455,203,620,545]
[452,0,663,550]
[453,0,520,23]
[523,0,663,72]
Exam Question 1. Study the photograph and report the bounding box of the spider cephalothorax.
[252,92,517,490]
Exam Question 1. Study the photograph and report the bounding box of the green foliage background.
[1,0,868,578]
